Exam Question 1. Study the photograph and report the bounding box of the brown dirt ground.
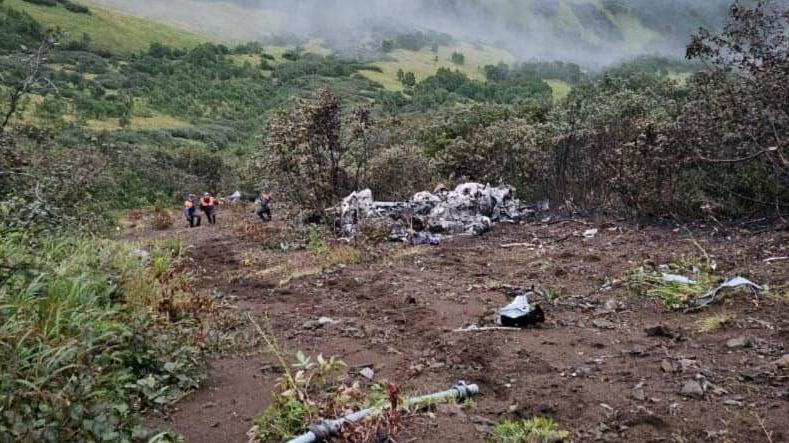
[138,207,789,443]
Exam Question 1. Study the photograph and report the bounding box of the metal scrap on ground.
[495,292,546,327]
[339,183,544,242]
[686,277,763,312]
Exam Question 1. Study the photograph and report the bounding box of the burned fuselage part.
[339,183,542,241]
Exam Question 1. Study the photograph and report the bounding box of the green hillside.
[4,0,205,54]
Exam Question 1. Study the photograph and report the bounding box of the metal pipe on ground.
[286,381,480,443]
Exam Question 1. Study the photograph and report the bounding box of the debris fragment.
[632,382,646,401]
[772,354,789,369]
[359,367,375,380]
[762,256,788,263]
[495,293,546,327]
[453,325,522,332]
[603,298,624,312]
[286,382,479,443]
[725,336,749,349]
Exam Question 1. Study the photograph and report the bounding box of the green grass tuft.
[490,416,570,443]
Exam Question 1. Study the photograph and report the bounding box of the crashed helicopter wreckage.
[339,183,547,242]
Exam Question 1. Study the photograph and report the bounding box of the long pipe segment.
[286,381,480,443]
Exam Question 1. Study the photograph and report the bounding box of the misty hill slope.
[89,0,730,65]
[5,0,205,54]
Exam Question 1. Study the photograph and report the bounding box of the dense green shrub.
[0,6,41,53]
[364,144,433,200]
[0,232,209,441]
[435,119,553,199]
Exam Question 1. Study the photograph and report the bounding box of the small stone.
[593,319,616,329]
[537,403,555,414]
[630,345,647,356]
[436,403,463,416]
[678,359,697,371]
[359,367,375,380]
[302,320,322,330]
[661,359,676,373]
[645,325,673,338]
[723,399,744,407]
[632,384,646,401]
[726,337,748,348]
[772,354,789,368]
[680,380,705,398]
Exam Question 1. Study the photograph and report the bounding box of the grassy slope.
[5,0,204,54]
[363,43,516,91]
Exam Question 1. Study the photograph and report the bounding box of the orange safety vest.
[184,200,194,209]
[200,197,216,208]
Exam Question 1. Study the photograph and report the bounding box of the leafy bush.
[365,144,433,200]
[59,0,90,14]
[435,119,552,199]
[262,88,375,218]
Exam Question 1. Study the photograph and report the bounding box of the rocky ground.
[139,207,788,443]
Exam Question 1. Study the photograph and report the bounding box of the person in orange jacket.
[199,192,218,225]
[184,194,201,228]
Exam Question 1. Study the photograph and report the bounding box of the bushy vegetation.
[0,229,216,441]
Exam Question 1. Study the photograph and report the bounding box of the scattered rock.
[645,324,674,338]
[723,399,744,407]
[302,320,323,330]
[359,367,375,380]
[536,403,555,415]
[680,380,705,398]
[661,359,676,373]
[630,345,648,356]
[726,337,749,349]
[603,299,623,312]
[632,383,646,401]
[771,354,789,368]
[678,358,698,372]
[436,403,464,417]
[583,228,599,238]
[132,249,151,262]
[593,319,616,329]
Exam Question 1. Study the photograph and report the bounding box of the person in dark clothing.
[256,190,272,222]
[184,194,201,228]
[199,192,218,225]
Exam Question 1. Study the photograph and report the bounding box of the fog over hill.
[93,0,733,66]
